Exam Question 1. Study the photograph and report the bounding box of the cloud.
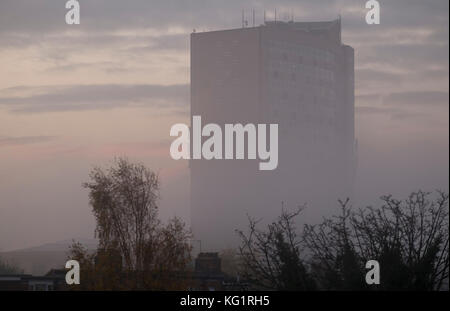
[0,84,189,113]
[85,140,172,159]
[2,0,445,40]
[0,0,340,35]
[0,135,55,146]
[356,105,434,121]
[1,1,447,98]
[356,68,402,84]
[384,91,449,107]
[356,90,449,121]
[129,34,190,53]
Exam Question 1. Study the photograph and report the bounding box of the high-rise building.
[190,19,355,250]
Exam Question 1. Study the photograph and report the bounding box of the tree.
[70,158,192,290]
[83,158,160,273]
[0,257,22,275]
[68,241,123,290]
[303,191,449,290]
[303,202,367,290]
[236,206,317,290]
[142,217,193,290]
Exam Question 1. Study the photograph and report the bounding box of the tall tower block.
[190,20,355,250]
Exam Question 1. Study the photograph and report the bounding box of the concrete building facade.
[190,19,355,250]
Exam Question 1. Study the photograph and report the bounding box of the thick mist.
[0,0,448,253]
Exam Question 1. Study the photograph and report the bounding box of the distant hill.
[8,238,99,252]
[0,238,98,276]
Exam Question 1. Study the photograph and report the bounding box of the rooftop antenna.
[252,9,255,27]
[263,10,266,24]
[337,13,342,42]
[275,8,277,23]
[242,9,244,28]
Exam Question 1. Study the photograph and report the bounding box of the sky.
[0,0,448,251]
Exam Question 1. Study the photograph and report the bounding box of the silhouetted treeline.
[237,191,449,291]
[69,158,448,291]
[0,257,22,275]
